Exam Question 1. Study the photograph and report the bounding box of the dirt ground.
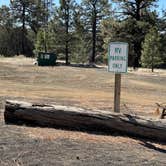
[0,56,166,165]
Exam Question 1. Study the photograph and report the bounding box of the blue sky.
[0,0,166,12]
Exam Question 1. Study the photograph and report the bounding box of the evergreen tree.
[141,27,161,72]
[0,5,21,56]
[71,4,90,63]
[35,27,52,54]
[10,0,29,54]
[45,6,70,60]
[27,0,48,34]
[82,0,111,64]
[10,0,47,55]
[158,11,166,67]
[112,0,158,68]
[59,0,75,65]
[0,5,13,28]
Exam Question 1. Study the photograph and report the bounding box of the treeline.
[0,0,166,70]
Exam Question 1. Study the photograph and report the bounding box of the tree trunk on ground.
[4,100,166,142]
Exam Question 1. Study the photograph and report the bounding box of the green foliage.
[0,5,33,56]
[70,37,90,63]
[35,28,52,54]
[141,27,161,71]
[81,0,112,63]
[110,0,158,68]
[35,29,45,53]
[9,0,47,55]
[59,0,75,64]
[101,0,159,67]
[0,5,13,27]
[10,0,46,29]
[0,0,166,69]
[158,11,166,67]
[70,4,90,63]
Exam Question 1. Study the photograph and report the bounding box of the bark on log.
[4,100,166,142]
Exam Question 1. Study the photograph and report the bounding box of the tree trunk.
[90,4,97,64]
[4,100,166,142]
[44,29,47,53]
[135,0,141,21]
[21,3,26,55]
[133,41,142,69]
[65,40,69,65]
[65,5,69,65]
[152,55,154,72]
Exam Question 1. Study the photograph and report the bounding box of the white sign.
[108,42,128,73]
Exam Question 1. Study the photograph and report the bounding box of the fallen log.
[4,100,166,142]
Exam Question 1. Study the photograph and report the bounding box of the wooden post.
[114,74,121,113]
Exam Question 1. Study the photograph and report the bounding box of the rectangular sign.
[108,42,128,73]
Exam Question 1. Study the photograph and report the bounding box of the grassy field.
[0,56,166,166]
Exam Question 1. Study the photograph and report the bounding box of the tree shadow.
[5,118,166,149]
[56,62,105,69]
[139,140,166,154]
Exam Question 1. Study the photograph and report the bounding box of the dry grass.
[0,56,166,116]
[24,126,138,144]
[24,126,166,151]
[0,56,166,113]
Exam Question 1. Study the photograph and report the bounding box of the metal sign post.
[108,42,128,113]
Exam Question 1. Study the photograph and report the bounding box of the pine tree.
[112,0,158,68]
[158,11,166,67]
[141,27,161,72]
[59,0,75,65]
[0,5,21,56]
[82,0,111,64]
[10,0,47,55]
[70,5,90,63]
